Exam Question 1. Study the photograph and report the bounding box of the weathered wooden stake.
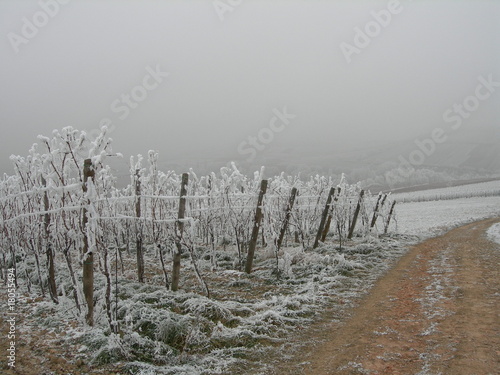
[370,193,383,228]
[82,158,95,326]
[294,231,300,243]
[314,187,336,248]
[321,187,341,242]
[171,173,188,291]
[380,193,388,208]
[41,176,58,304]
[135,169,144,283]
[321,215,332,242]
[276,187,298,251]
[384,200,396,234]
[348,189,365,239]
[245,179,268,274]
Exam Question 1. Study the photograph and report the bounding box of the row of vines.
[0,126,396,330]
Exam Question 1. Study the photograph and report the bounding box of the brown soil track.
[275,218,500,375]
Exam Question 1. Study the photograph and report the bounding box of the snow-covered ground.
[392,180,500,203]
[11,188,500,375]
[487,222,500,245]
[394,196,500,238]
[73,195,500,373]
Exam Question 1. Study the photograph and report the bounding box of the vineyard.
[0,127,399,374]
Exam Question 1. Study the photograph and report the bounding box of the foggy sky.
[1,0,499,176]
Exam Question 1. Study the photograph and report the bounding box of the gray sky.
[1,0,499,176]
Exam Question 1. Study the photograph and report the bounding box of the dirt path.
[275,218,500,375]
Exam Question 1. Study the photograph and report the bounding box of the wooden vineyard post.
[135,169,144,283]
[384,200,396,234]
[294,231,300,243]
[321,187,341,242]
[370,193,382,228]
[314,187,336,249]
[171,173,188,292]
[321,216,332,242]
[276,187,298,251]
[348,190,365,239]
[245,179,268,274]
[82,158,95,326]
[41,176,58,304]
